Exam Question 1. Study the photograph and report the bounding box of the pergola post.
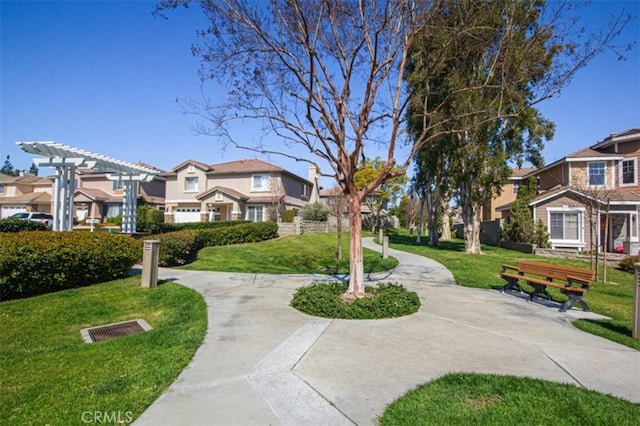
[107,173,152,234]
[34,157,92,231]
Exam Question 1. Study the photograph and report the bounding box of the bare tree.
[157,0,633,295]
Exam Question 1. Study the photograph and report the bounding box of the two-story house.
[0,174,53,218]
[163,158,317,223]
[482,167,537,221]
[500,129,640,254]
[73,164,166,222]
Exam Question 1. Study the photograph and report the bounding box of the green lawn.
[0,277,207,426]
[182,232,399,273]
[380,373,640,425]
[385,229,639,350]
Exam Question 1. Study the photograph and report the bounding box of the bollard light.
[141,240,161,288]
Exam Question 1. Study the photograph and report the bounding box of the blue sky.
[1,0,639,184]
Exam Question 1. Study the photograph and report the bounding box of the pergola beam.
[17,141,160,233]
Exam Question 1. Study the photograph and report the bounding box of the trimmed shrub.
[0,232,142,300]
[290,282,420,319]
[152,230,202,267]
[148,222,279,267]
[0,217,48,233]
[281,210,296,223]
[619,256,640,273]
[138,220,250,234]
[137,205,164,230]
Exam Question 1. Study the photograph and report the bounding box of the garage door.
[1,205,27,219]
[174,208,201,223]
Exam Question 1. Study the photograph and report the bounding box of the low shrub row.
[0,232,143,300]
[138,220,251,235]
[0,218,48,233]
[148,221,279,266]
[619,255,640,273]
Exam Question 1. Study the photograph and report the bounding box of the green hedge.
[138,220,251,235]
[0,232,143,300]
[148,222,279,267]
[0,218,48,233]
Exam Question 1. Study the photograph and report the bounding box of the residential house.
[499,129,640,254]
[0,174,53,218]
[163,158,317,223]
[482,167,537,221]
[73,163,166,222]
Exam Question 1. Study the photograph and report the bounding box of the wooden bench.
[500,260,595,312]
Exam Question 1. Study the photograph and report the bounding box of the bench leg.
[502,277,523,293]
[560,294,589,312]
[528,284,552,302]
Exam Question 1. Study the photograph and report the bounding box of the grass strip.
[182,232,399,274]
[0,277,207,426]
[380,373,640,425]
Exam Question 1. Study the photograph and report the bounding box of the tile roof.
[510,167,537,178]
[196,186,249,201]
[0,192,52,204]
[209,159,284,174]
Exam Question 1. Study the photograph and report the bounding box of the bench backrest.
[517,260,595,283]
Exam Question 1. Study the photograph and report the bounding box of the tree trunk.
[441,197,452,241]
[416,196,424,244]
[346,194,365,296]
[427,185,440,247]
[336,214,343,261]
[462,200,482,254]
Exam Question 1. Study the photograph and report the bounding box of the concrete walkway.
[135,238,640,426]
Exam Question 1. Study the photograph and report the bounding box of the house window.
[621,158,637,186]
[185,177,199,192]
[252,175,269,191]
[112,179,123,190]
[302,183,308,197]
[512,181,520,194]
[246,205,264,222]
[588,162,605,186]
[0,184,5,194]
[549,211,581,241]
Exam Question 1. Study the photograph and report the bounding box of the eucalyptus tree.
[157,0,631,292]
[406,0,627,253]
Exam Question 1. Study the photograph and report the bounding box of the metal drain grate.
[81,319,152,343]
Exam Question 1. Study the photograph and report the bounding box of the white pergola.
[17,141,160,233]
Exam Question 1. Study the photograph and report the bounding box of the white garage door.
[1,205,27,219]
[174,208,201,223]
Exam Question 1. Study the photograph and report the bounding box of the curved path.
[135,238,639,426]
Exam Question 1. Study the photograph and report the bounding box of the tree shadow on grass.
[578,319,633,337]
[386,232,466,252]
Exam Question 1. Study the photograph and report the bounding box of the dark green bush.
[136,205,164,230]
[152,230,202,267]
[0,232,142,300]
[148,222,279,267]
[290,282,420,319]
[138,220,251,234]
[619,256,640,273]
[0,218,48,233]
